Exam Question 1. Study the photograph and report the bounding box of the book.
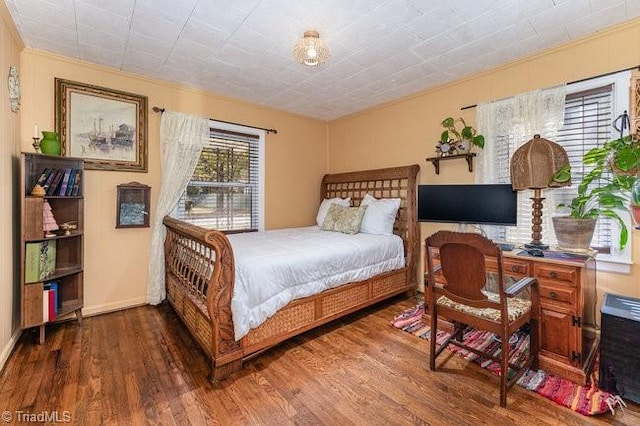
[57,168,72,196]
[46,169,64,196]
[34,167,51,190]
[65,169,76,196]
[24,240,56,283]
[43,288,49,322]
[70,169,82,196]
[42,168,58,194]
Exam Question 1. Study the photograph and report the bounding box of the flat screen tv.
[418,184,517,226]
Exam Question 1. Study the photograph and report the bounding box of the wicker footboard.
[162,164,420,382]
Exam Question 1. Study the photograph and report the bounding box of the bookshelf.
[20,153,84,343]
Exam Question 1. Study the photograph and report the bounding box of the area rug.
[391,303,620,416]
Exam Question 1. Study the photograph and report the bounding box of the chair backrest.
[426,231,504,308]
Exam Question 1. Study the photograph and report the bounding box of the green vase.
[39,131,61,155]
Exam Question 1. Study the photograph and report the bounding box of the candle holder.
[32,137,40,153]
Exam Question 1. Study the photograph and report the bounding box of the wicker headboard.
[320,164,420,285]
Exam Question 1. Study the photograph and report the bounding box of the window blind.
[175,128,260,231]
[554,84,614,253]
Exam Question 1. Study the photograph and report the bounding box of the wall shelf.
[426,153,476,174]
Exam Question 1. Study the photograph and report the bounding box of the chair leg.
[530,318,539,371]
[500,331,509,407]
[429,306,438,371]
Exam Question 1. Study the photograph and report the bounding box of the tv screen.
[418,184,517,226]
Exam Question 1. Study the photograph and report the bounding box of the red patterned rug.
[391,303,623,416]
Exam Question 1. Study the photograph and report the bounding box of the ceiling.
[5,0,640,121]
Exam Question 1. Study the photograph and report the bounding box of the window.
[172,120,265,232]
[483,71,631,268]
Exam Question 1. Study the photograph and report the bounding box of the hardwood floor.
[1,295,639,425]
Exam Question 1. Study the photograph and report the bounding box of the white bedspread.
[227,226,405,340]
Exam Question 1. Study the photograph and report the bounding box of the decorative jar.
[39,131,61,155]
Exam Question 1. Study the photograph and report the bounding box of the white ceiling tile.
[136,0,199,22]
[189,2,247,35]
[79,43,124,69]
[130,4,186,43]
[13,0,76,29]
[126,32,175,58]
[528,0,592,34]
[75,3,132,38]
[77,25,127,53]
[75,0,135,18]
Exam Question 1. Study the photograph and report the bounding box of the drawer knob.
[549,291,558,299]
[550,271,558,279]
[511,265,520,272]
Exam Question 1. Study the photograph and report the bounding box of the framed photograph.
[116,182,151,228]
[55,78,148,172]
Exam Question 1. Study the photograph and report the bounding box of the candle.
[33,124,38,139]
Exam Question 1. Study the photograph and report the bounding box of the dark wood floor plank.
[1,297,639,426]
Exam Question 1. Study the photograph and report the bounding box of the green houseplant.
[439,117,485,154]
[550,139,637,251]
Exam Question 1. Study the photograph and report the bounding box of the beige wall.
[19,50,328,316]
[0,1,23,368]
[328,19,640,309]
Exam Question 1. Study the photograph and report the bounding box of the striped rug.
[391,303,615,416]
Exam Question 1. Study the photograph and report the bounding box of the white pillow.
[316,197,351,227]
[359,193,401,235]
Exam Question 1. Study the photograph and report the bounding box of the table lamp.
[510,134,571,249]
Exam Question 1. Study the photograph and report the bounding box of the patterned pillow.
[316,197,351,227]
[321,204,368,234]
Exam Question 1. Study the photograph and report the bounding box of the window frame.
[172,119,265,232]
[563,72,632,271]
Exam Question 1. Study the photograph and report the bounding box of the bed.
[162,164,420,382]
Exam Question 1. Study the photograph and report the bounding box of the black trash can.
[599,293,640,403]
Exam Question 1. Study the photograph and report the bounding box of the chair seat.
[437,291,531,323]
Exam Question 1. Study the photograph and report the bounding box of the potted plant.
[550,142,636,251]
[439,117,485,154]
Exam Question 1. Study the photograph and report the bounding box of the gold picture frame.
[55,78,148,172]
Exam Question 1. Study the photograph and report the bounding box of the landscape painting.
[55,79,148,172]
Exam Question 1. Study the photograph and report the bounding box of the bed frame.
[163,164,420,382]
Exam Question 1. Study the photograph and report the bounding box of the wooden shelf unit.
[20,153,84,344]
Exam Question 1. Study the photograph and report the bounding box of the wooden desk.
[425,249,598,385]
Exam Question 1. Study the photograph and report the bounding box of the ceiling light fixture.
[293,30,330,67]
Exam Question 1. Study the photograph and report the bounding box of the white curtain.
[147,111,209,304]
[476,85,567,244]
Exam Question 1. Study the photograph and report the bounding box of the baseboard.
[81,297,147,317]
[0,328,22,374]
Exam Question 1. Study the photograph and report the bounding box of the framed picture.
[55,78,148,172]
[116,182,151,228]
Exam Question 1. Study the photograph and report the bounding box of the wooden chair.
[424,231,540,407]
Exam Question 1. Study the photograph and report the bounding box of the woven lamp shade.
[510,134,571,189]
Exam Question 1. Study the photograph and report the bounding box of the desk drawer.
[540,283,577,307]
[485,257,530,276]
[534,264,577,285]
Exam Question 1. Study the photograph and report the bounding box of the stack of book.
[32,167,82,196]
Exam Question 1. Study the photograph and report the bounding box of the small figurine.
[436,140,455,157]
[31,184,46,197]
